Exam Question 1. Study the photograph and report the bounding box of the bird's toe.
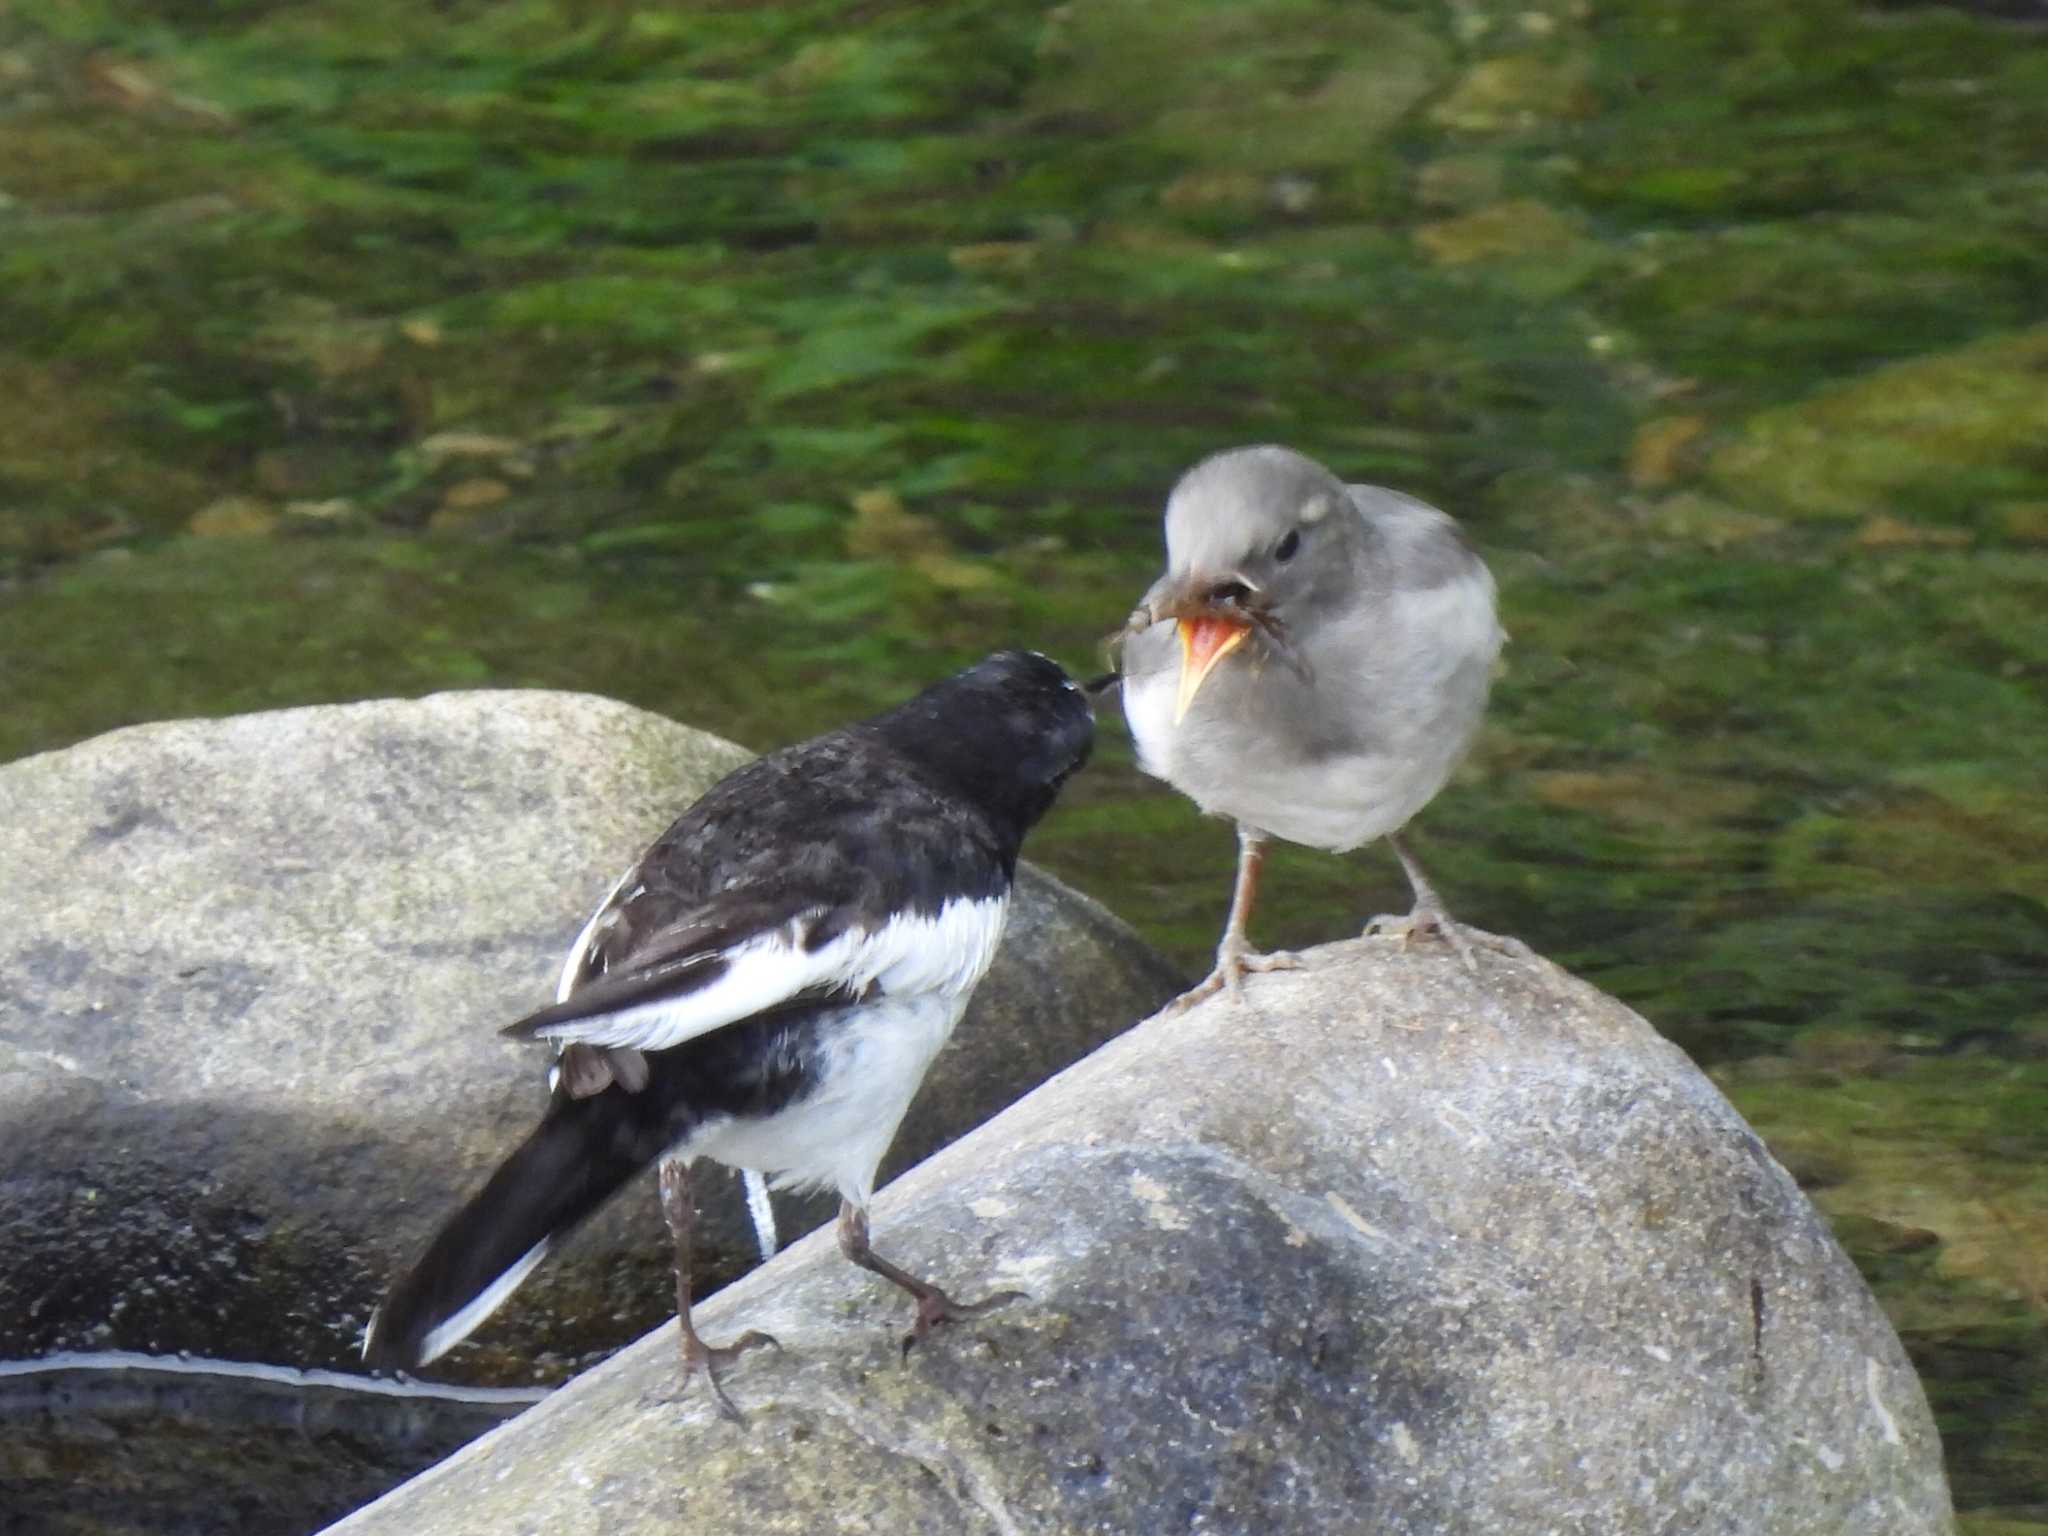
[1164,940,1299,1015]
[679,1328,780,1425]
[1162,968,1230,1016]
[1240,948,1302,975]
[1367,908,1533,976]
[1439,922,1482,975]
[900,1286,1026,1359]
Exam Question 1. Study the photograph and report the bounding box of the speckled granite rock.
[0,692,1180,1379]
[326,937,1953,1536]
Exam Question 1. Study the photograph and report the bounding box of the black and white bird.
[363,651,1095,1419]
[1117,445,1505,1010]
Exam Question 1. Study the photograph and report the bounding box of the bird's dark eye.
[1275,529,1302,563]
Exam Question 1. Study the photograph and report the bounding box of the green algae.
[3,0,2046,1520]
[1710,326,2048,523]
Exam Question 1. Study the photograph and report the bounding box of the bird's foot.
[678,1327,780,1425]
[1165,938,1301,1015]
[1366,902,1476,972]
[900,1284,1025,1359]
[1364,906,1527,974]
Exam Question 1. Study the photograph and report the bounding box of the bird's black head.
[870,650,1095,846]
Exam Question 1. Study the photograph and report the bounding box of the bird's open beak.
[1120,570,1264,723]
[1175,614,1250,723]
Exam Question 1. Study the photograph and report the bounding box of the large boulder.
[327,935,1954,1535]
[0,692,1181,1380]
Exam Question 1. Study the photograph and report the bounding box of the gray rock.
[0,692,1181,1379]
[327,937,1954,1536]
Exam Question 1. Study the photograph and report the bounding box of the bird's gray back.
[1345,482,1489,596]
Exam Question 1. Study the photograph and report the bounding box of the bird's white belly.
[1138,707,1474,849]
[682,992,963,1206]
[1197,732,1470,850]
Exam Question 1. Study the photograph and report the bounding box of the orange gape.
[1174,614,1250,723]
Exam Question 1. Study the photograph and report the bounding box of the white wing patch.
[412,1238,551,1367]
[742,1168,779,1261]
[870,894,1010,996]
[525,894,1010,1055]
[556,866,636,1004]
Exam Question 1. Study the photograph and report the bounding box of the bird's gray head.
[1162,445,1352,584]
[1120,445,1362,719]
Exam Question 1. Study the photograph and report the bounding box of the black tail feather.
[364,1089,667,1371]
[367,1004,832,1371]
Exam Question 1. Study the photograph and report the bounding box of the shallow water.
[0,1353,545,1535]
[1,0,2044,1527]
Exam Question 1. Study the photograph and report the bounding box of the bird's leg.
[1366,833,1525,972]
[1167,825,1302,1015]
[658,1157,778,1423]
[836,1200,1022,1358]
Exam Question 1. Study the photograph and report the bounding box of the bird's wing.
[514,727,1014,1056]
[504,886,1008,1054]
[1345,483,1490,591]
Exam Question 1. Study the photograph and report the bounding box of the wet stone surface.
[331,938,1953,1535]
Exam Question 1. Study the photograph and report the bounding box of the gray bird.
[1118,445,1505,1009]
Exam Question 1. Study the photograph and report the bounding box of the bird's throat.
[1175,616,1250,723]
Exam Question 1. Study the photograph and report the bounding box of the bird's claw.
[1366,907,1527,974]
[1164,941,1300,1015]
[900,1286,1025,1359]
[1366,904,1479,973]
[679,1328,780,1424]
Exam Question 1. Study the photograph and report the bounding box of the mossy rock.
[1034,0,1448,174]
[1710,326,2048,522]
